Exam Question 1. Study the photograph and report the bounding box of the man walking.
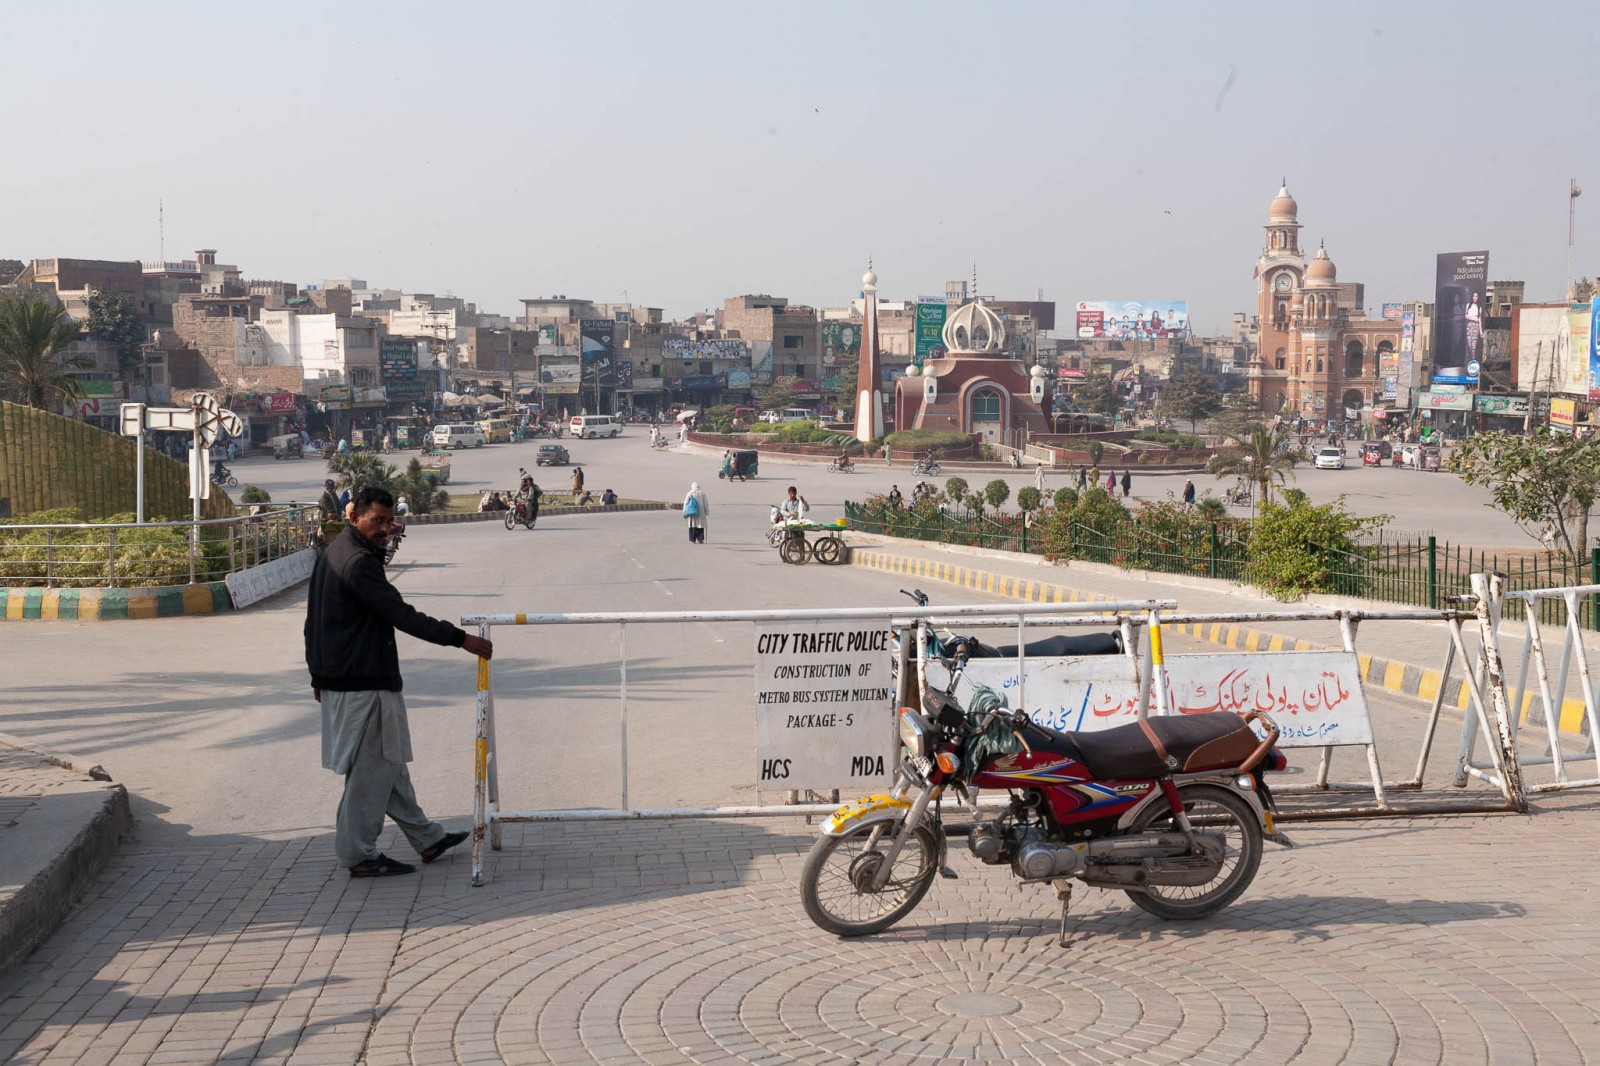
[306,487,493,877]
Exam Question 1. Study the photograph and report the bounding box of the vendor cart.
[269,433,304,460]
[418,450,453,484]
[775,518,847,565]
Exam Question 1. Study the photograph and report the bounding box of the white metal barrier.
[459,600,1174,887]
[1455,580,1600,793]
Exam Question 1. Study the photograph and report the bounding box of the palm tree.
[0,294,90,409]
[1207,422,1300,511]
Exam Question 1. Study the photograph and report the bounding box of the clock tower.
[1249,182,1304,412]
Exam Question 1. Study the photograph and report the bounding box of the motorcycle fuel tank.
[973,750,1153,826]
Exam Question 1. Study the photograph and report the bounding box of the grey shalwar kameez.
[322,689,444,867]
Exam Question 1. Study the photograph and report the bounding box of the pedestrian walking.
[1106,471,1116,494]
[683,481,710,543]
[1076,464,1087,489]
[1089,464,1100,488]
[571,466,584,496]
[883,443,893,466]
[1182,479,1196,507]
[1120,469,1131,498]
[1034,463,1046,493]
[305,487,492,878]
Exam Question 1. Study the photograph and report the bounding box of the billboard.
[615,357,634,391]
[1432,251,1489,384]
[1514,306,1575,393]
[539,363,580,386]
[1574,307,1597,400]
[579,319,615,387]
[1590,297,1600,402]
[1475,395,1529,416]
[1417,390,1473,411]
[1381,302,1404,320]
[662,338,748,360]
[1551,397,1577,427]
[1379,349,1399,401]
[821,323,862,368]
[379,337,423,400]
[914,300,948,361]
[1075,301,1189,340]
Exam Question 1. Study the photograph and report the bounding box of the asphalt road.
[2,472,1501,852]
[224,432,1540,549]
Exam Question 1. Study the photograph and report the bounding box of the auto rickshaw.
[1362,440,1392,466]
[1420,445,1442,471]
[270,433,304,460]
[718,449,759,482]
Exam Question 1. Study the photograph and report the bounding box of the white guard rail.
[458,600,1174,887]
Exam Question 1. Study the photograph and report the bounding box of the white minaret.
[855,263,884,442]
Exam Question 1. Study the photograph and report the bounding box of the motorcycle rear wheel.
[1124,784,1262,920]
[800,820,940,936]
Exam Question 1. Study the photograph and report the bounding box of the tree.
[85,287,146,373]
[1206,422,1301,511]
[1450,430,1600,562]
[983,479,1011,509]
[394,458,449,514]
[1073,362,1119,418]
[1162,368,1222,434]
[0,293,89,409]
[753,382,800,413]
[1016,486,1043,512]
[327,452,397,495]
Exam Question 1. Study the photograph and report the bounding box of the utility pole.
[1524,341,1542,436]
[1566,179,1583,302]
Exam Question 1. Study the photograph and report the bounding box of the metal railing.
[845,500,1600,623]
[0,505,321,588]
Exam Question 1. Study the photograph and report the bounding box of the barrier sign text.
[755,621,896,791]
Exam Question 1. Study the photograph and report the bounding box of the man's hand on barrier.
[463,635,494,660]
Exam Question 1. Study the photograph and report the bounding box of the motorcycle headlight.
[898,708,932,758]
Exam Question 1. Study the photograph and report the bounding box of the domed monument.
[892,269,1052,445]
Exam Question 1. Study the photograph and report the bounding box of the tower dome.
[1268,182,1298,223]
[1304,242,1337,286]
[941,297,1007,353]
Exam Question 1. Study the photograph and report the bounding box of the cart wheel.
[718,471,725,479]
[503,511,516,530]
[813,536,843,565]
[780,536,809,565]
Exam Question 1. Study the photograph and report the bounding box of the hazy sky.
[4,1,1596,332]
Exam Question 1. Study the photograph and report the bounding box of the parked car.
[1314,447,1345,470]
[535,443,570,466]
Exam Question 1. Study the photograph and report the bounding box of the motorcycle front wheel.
[801,820,940,936]
[1124,784,1262,920]
[503,511,516,530]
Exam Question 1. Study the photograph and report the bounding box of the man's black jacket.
[305,525,465,692]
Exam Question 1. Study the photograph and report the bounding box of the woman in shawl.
[683,482,710,543]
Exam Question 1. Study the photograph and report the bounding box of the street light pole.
[1566,179,1583,302]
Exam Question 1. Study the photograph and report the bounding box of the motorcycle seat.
[960,632,1122,659]
[1070,713,1260,780]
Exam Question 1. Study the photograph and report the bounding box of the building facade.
[1247,184,1399,422]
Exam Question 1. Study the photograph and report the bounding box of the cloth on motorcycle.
[956,681,1027,768]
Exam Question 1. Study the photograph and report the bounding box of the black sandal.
[420,830,468,864]
[349,853,417,878]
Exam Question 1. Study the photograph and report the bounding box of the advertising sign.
[262,392,298,413]
[1571,309,1595,397]
[579,319,616,387]
[1379,349,1399,401]
[1381,302,1404,320]
[1513,306,1571,393]
[379,337,423,399]
[750,341,774,385]
[914,301,947,361]
[726,368,752,389]
[754,621,896,792]
[821,323,862,365]
[662,338,748,360]
[1398,310,1416,394]
[1074,301,1189,340]
[667,374,727,390]
[1551,397,1577,427]
[1475,395,1529,416]
[539,363,580,386]
[1418,390,1474,411]
[1432,250,1489,384]
[615,357,634,391]
[1590,297,1600,402]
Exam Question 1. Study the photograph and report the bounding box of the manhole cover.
[935,992,1021,1018]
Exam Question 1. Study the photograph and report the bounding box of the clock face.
[1274,272,1292,292]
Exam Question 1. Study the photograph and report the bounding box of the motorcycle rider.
[517,468,543,526]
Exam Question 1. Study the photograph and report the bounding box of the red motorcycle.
[800,596,1291,943]
[504,470,540,530]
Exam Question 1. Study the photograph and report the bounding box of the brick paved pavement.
[2,796,1598,1065]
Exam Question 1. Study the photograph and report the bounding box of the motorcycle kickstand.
[1053,879,1077,949]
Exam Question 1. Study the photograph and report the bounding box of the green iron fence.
[844,502,1600,629]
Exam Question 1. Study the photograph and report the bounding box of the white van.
[432,423,487,449]
[569,415,621,439]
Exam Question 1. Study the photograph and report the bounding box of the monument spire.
[854,261,884,442]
